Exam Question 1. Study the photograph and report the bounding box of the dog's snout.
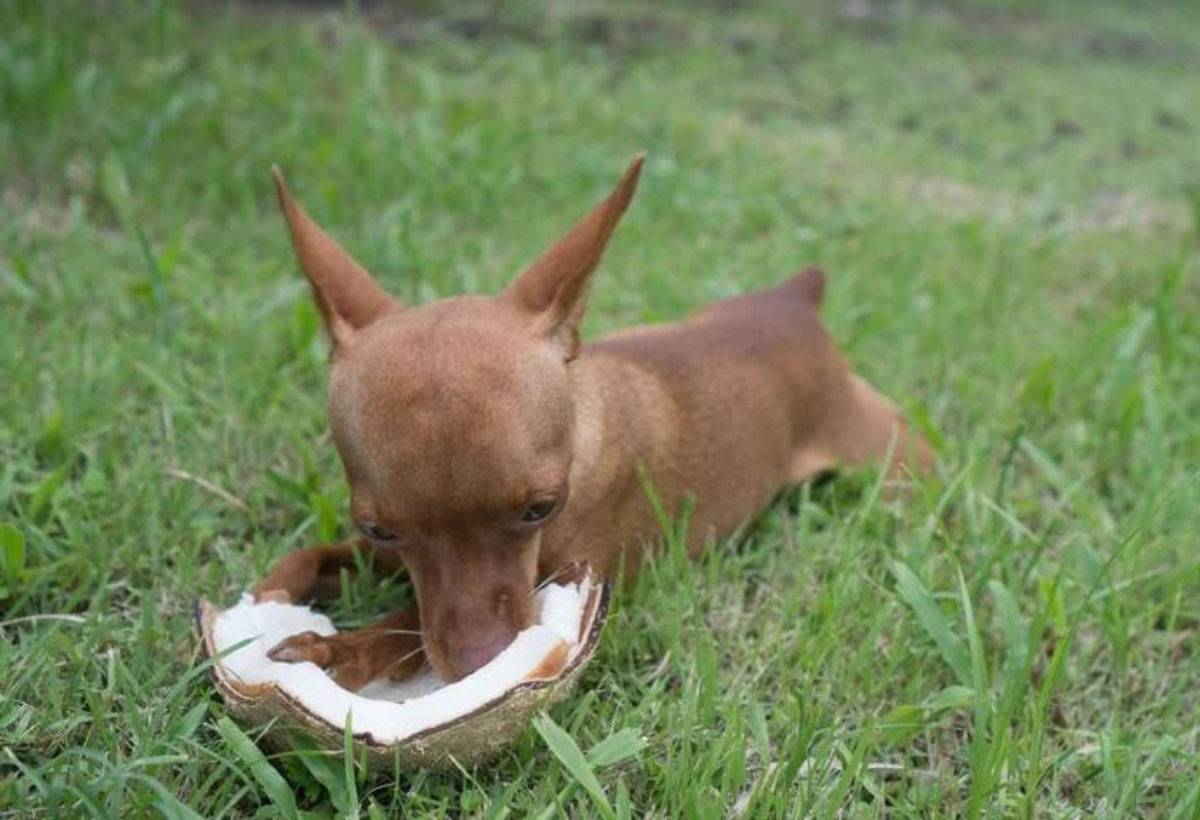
[452,629,517,677]
[418,579,539,681]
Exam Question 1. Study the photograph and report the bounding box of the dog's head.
[271,156,643,681]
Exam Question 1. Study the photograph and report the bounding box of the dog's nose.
[453,630,516,677]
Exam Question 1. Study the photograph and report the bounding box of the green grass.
[3,0,1200,816]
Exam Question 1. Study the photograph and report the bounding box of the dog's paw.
[267,632,378,691]
[268,631,334,666]
[254,588,293,605]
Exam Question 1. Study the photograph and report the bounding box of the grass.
[3,0,1200,815]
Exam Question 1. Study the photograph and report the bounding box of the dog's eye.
[520,499,558,524]
[358,522,398,542]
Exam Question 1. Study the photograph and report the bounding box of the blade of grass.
[891,561,971,686]
[533,712,616,820]
[214,716,299,820]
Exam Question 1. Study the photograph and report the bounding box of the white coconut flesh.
[209,579,591,745]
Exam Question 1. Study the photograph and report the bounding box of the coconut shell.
[196,573,609,770]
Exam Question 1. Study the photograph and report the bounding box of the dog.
[252,155,932,689]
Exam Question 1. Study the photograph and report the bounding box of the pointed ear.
[271,166,396,347]
[502,153,645,359]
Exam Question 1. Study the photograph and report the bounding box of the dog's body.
[534,270,919,577]
[255,156,930,688]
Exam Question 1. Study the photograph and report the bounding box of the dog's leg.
[839,375,933,480]
[267,607,425,691]
[791,375,933,484]
[251,540,403,604]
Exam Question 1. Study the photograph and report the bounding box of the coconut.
[197,567,609,769]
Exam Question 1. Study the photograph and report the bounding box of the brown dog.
[253,155,931,689]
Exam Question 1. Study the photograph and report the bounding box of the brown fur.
[254,155,932,687]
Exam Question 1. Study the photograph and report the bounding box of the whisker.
[377,644,426,678]
[534,563,579,593]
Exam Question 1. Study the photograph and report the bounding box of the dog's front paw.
[267,632,379,691]
[268,631,334,666]
[254,588,293,605]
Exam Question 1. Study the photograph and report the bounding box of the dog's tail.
[784,267,826,308]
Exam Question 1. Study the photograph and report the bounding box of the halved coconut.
[197,567,609,769]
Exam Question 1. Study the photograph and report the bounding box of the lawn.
[3,0,1200,816]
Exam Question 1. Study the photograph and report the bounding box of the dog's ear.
[271,167,397,347]
[503,154,644,359]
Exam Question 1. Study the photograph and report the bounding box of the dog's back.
[540,267,928,578]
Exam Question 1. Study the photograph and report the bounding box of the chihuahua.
[253,155,931,688]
